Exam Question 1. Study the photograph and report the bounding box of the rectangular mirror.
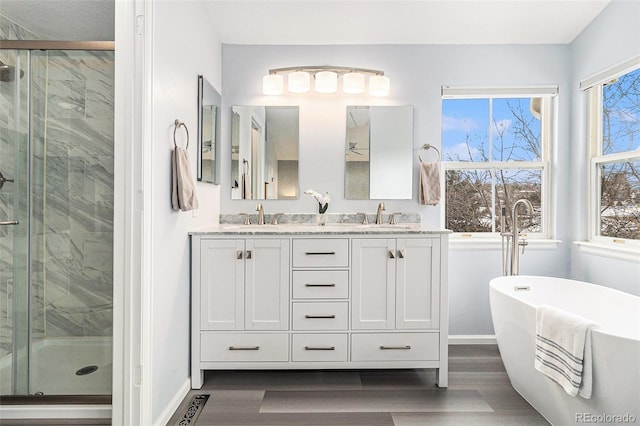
[345,105,413,199]
[198,75,221,183]
[231,106,299,200]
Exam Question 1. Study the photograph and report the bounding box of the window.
[441,87,556,237]
[586,64,640,244]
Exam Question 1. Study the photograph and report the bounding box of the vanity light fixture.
[262,66,390,96]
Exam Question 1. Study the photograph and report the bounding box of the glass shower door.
[27,49,114,396]
[0,49,30,396]
[1,47,114,398]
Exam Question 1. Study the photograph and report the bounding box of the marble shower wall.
[0,49,30,361]
[0,44,114,356]
[32,50,114,338]
[0,14,38,40]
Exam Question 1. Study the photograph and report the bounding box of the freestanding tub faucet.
[511,199,533,275]
[501,199,534,276]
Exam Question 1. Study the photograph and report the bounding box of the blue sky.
[603,67,640,155]
[442,97,541,162]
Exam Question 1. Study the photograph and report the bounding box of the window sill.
[574,241,640,262]
[449,238,562,250]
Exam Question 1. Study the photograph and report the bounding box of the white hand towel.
[534,305,598,398]
[171,146,199,211]
[419,161,440,205]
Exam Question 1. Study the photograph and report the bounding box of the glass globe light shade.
[315,71,338,93]
[262,74,284,95]
[369,75,390,97]
[342,72,365,94]
[288,71,311,93]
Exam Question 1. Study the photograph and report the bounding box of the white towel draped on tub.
[171,146,199,211]
[419,161,440,205]
[534,305,598,398]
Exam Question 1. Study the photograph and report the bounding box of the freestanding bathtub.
[490,276,640,426]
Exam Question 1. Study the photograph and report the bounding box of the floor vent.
[175,394,209,425]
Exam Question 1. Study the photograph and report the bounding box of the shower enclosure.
[0,45,114,400]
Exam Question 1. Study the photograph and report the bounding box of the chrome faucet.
[256,203,265,225]
[375,202,385,225]
[503,199,534,276]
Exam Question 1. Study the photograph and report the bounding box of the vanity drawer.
[292,334,348,362]
[292,270,349,299]
[351,333,439,362]
[292,239,349,268]
[200,333,289,362]
[292,302,349,330]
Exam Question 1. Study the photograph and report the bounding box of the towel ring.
[173,119,189,149]
[418,144,441,162]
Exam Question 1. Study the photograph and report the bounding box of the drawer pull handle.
[380,345,411,350]
[305,251,336,256]
[304,315,336,319]
[304,346,335,351]
[246,250,252,259]
[229,346,260,351]
[305,283,336,287]
[236,250,243,259]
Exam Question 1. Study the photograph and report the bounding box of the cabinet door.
[200,239,245,330]
[351,238,395,329]
[396,238,440,329]
[245,239,290,330]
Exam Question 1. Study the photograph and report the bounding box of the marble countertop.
[189,223,450,236]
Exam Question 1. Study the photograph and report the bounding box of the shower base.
[0,337,112,396]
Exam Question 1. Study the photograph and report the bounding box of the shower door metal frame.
[0,41,114,404]
[0,41,114,51]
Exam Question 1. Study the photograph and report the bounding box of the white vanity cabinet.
[198,238,289,331]
[351,238,440,330]
[191,228,449,389]
[192,236,290,388]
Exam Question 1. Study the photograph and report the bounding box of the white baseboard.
[448,335,497,345]
[0,405,111,420]
[153,378,191,426]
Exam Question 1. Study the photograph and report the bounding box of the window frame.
[585,60,640,250]
[440,87,557,241]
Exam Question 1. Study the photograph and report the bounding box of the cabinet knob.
[236,251,243,259]
[389,250,395,259]
[246,250,252,259]
[398,250,405,259]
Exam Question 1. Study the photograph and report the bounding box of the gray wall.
[569,0,640,295]
[221,43,572,335]
[151,1,222,422]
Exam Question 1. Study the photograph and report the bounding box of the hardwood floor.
[167,344,549,425]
